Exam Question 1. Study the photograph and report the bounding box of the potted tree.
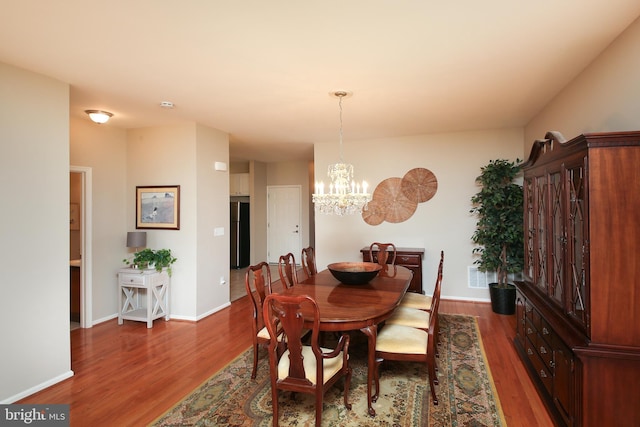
[470,158,524,314]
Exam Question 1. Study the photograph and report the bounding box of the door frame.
[70,166,93,328]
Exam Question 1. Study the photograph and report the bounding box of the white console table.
[118,268,170,328]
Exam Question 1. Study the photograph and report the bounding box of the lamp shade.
[126,231,147,248]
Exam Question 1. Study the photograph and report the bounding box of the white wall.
[250,160,268,264]
[0,63,72,402]
[195,124,231,316]
[314,128,524,301]
[70,117,128,323]
[127,124,231,320]
[525,16,640,146]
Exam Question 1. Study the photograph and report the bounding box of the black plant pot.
[489,283,517,315]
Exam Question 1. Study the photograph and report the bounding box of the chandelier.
[312,91,371,215]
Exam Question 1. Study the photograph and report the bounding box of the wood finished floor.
[21,288,554,426]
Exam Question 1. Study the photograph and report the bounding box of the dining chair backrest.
[430,251,444,344]
[369,242,397,266]
[277,252,298,289]
[301,246,317,279]
[244,261,273,379]
[262,293,352,426]
[245,262,273,329]
[430,251,444,313]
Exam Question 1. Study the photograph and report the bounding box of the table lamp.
[126,231,147,253]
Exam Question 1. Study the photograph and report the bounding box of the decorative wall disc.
[401,167,438,203]
[362,167,438,225]
[362,199,386,226]
[373,177,417,223]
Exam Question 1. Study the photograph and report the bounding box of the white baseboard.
[441,295,491,304]
[1,370,74,404]
[91,313,118,327]
[169,302,232,322]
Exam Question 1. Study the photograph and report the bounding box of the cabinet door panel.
[553,338,574,427]
[549,170,564,306]
[566,160,589,333]
[535,174,548,294]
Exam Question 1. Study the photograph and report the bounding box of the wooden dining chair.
[373,285,441,405]
[369,242,397,266]
[301,246,317,279]
[244,262,274,379]
[277,252,299,289]
[263,293,352,427]
[399,251,444,312]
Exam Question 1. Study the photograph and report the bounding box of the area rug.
[151,314,506,426]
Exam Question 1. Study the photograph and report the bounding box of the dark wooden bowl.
[327,262,383,285]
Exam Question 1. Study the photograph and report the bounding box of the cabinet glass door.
[524,177,536,281]
[535,174,548,294]
[567,160,589,332]
[550,170,564,306]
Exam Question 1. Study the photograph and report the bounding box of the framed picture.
[136,185,180,230]
[70,203,80,230]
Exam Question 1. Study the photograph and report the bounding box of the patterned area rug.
[151,314,506,426]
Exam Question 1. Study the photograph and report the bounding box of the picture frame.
[136,185,180,230]
[70,203,80,230]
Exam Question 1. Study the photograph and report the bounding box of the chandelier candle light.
[312,91,371,215]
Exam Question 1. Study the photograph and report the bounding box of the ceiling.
[2,1,639,162]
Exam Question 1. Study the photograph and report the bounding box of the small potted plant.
[470,158,524,314]
[152,248,177,276]
[123,248,177,276]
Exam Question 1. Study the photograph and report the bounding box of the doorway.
[70,166,93,328]
[267,185,302,263]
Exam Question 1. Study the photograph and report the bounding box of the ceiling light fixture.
[85,110,113,124]
[312,91,371,216]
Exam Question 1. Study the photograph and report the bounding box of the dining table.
[280,264,412,416]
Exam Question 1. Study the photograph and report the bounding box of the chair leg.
[271,383,280,427]
[427,359,438,405]
[344,367,353,410]
[251,343,258,379]
[315,393,323,426]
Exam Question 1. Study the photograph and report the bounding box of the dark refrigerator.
[230,201,250,268]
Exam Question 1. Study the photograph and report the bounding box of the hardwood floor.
[20,294,553,426]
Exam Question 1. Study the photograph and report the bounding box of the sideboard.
[361,247,424,294]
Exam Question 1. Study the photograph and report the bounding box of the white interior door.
[267,185,302,263]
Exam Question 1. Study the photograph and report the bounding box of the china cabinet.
[514,131,640,426]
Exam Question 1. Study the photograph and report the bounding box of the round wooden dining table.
[280,264,412,416]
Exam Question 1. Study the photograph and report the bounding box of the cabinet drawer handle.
[129,279,134,282]
[527,328,533,334]
[540,370,547,378]
[527,348,533,355]
[539,346,547,354]
[550,360,555,368]
[542,327,549,335]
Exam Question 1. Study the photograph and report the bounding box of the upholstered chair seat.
[399,292,432,311]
